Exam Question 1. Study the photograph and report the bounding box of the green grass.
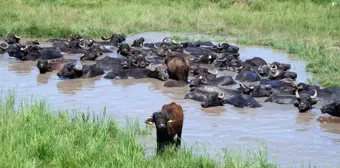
[1,0,340,86]
[0,92,277,168]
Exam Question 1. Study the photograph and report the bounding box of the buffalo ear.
[293,102,299,108]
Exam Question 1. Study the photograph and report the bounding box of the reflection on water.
[0,32,340,167]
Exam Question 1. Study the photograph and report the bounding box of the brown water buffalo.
[145,102,184,154]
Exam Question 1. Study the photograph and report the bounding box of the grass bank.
[0,0,340,86]
[0,93,276,167]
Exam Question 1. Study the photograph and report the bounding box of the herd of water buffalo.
[0,33,340,125]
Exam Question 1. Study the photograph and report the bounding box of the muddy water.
[1,32,339,167]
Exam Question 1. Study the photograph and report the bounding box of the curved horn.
[101,35,111,41]
[208,69,218,75]
[0,42,9,49]
[311,89,318,99]
[218,92,225,99]
[73,61,83,71]
[272,64,278,69]
[257,65,263,71]
[162,37,172,43]
[270,69,280,77]
[295,90,300,98]
[20,45,28,51]
[78,42,86,48]
[14,34,21,39]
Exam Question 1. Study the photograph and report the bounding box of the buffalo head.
[201,92,225,108]
[294,89,318,112]
[57,61,83,79]
[5,34,21,44]
[146,63,169,81]
[239,83,272,97]
[321,101,340,117]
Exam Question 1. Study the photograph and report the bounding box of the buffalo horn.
[311,89,318,99]
[20,45,28,51]
[295,90,300,98]
[14,34,21,39]
[0,42,9,49]
[218,92,225,99]
[73,61,83,71]
[208,69,218,75]
[270,69,280,77]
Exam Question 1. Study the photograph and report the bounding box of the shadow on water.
[1,32,340,167]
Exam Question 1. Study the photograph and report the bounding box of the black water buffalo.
[0,42,9,54]
[80,49,102,61]
[184,87,225,107]
[7,44,63,61]
[244,57,267,67]
[270,62,291,71]
[189,75,236,89]
[235,70,261,82]
[211,43,239,53]
[101,34,126,46]
[296,83,340,103]
[265,90,318,112]
[131,37,145,48]
[57,61,104,79]
[103,63,169,81]
[190,64,218,80]
[269,69,297,80]
[225,94,262,108]
[37,58,76,74]
[260,79,297,94]
[5,34,21,44]
[238,83,272,97]
[94,56,128,71]
[321,101,340,117]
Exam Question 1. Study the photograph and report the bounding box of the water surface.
[0,32,339,168]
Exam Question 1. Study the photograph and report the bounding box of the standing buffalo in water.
[164,52,190,83]
[57,61,104,79]
[145,102,184,154]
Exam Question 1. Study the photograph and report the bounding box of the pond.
[0,32,339,167]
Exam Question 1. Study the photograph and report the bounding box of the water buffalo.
[101,34,126,46]
[269,69,297,80]
[165,52,190,83]
[238,83,272,97]
[5,34,21,44]
[57,61,104,79]
[265,90,318,112]
[211,43,239,53]
[225,94,262,108]
[184,87,224,103]
[94,56,128,71]
[321,101,340,117]
[80,50,102,61]
[103,63,168,81]
[260,79,297,94]
[200,92,226,108]
[37,58,76,74]
[244,57,267,67]
[235,70,261,82]
[7,44,63,61]
[0,42,9,54]
[190,64,218,80]
[131,37,145,48]
[270,62,291,71]
[145,102,184,154]
[189,75,237,89]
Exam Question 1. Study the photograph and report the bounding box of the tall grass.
[0,0,339,85]
[0,92,276,167]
